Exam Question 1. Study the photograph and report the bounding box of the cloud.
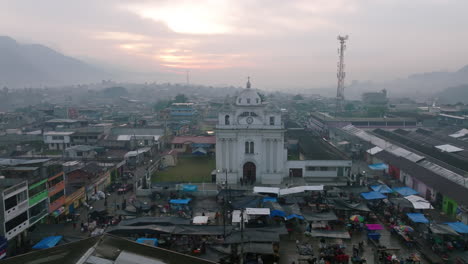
[94,31,151,41]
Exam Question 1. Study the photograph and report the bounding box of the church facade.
[215,79,287,185]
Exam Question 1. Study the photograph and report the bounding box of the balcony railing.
[29,208,48,225]
[29,189,49,206]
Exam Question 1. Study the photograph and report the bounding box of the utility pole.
[335,35,348,114]
[240,208,244,264]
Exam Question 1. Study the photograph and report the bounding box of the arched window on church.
[256,98,259,103]
[225,115,230,125]
[245,142,249,154]
[250,142,254,154]
[238,98,242,103]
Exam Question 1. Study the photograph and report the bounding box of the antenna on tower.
[335,35,349,114]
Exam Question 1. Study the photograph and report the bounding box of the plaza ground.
[152,156,215,183]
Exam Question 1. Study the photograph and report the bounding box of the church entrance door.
[243,162,256,184]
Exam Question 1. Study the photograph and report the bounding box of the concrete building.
[171,136,216,155]
[43,131,74,150]
[64,145,99,160]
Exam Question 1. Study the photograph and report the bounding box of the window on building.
[240,112,250,117]
[174,144,183,149]
[225,115,230,125]
[52,136,64,140]
[250,112,258,117]
[245,141,254,154]
[247,98,251,104]
[144,140,149,145]
[50,190,64,204]
[270,116,275,125]
[320,167,328,171]
[48,175,63,187]
[4,196,17,211]
[238,98,241,103]
[256,98,259,103]
[5,212,28,233]
[305,166,316,171]
[76,151,83,157]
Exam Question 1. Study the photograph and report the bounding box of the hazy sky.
[1,0,468,89]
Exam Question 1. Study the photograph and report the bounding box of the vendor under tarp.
[368,163,388,170]
[330,199,370,212]
[393,187,418,197]
[361,191,387,200]
[32,236,63,249]
[371,184,393,194]
[303,211,338,222]
[263,201,286,218]
[430,224,460,236]
[308,230,351,239]
[445,222,468,234]
[406,213,429,224]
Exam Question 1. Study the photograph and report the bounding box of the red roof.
[171,136,216,144]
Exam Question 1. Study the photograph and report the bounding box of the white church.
[215,78,352,185]
[215,78,287,185]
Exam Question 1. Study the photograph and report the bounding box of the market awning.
[32,236,63,249]
[429,224,460,236]
[232,210,248,223]
[367,146,383,155]
[253,186,279,195]
[303,211,338,222]
[404,195,434,209]
[361,191,387,200]
[406,213,429,224]
[368,163,388,170]
[262,197,277,203]
[366,224,383,230]
[246,208,270,215]
[370,184,393,194]
[445,222,468,234]
[136,238,158,247]
[182,184,198,192]
[308,230,351,239]
[169,198,192,204]
[193,216,209,224]
[388,198,414,209]
[393,187,418,196]
[331,199,370,212]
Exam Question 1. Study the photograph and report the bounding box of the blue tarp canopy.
[182,184,198,192]
[264,201,286,218]
[393,187,418,196]
[406,213,429,224]
[263,197,277,203]
[285,214,304,220]
[169,198,192,204]
[445,222,468,234]
[371,184,393,194]
[136,238,158,246]
[361,191,387,200]
[32,236,62,249]
[192,147,207,156]
[368,163,389,170]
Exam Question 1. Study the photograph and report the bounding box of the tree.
[153,100,170,111]
[293,94,304,100]
[174,94,188,103]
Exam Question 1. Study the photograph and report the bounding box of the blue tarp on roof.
[32,236,62,249]
[169,198,192,204]
[361,191,387,200]
[371,185,393,194]
[263,197,277,203]
[393,187,418,196]
[136,238,158,246]
[445,222,468,234]
[182,184,198,192]
[406,213,429,224]
[368,163,389,170]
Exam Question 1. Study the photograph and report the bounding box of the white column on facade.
[266,139,270,172]
[226,138,230,171]
[221,138,226,170]
[273,139,278,172]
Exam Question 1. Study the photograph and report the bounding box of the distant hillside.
[436,85,468,104]
[0,36,110,87]
[346,65,468,100]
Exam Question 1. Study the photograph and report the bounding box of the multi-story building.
[43,131,74,150]
[0,179,29,241]
[47,168,66,218]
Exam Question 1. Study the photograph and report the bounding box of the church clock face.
[246,117,253,124]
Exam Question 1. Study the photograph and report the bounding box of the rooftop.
[171,136,216,145]
[45,118,80,123]
[0,234,215,264]
[43,131,75,136]
[286,130,349,160]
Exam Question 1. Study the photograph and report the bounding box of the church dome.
[236,77,262,106]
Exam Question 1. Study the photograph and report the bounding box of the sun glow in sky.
[2,0,468,88]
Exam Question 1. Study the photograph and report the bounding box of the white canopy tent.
[435,144,463,153]
[253,187,280,195]
[279,185,324,196]
[245,208,270,215]
[404,195,434,209]
[193,216,209,224]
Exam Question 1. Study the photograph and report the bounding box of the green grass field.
[152,156,215,183]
